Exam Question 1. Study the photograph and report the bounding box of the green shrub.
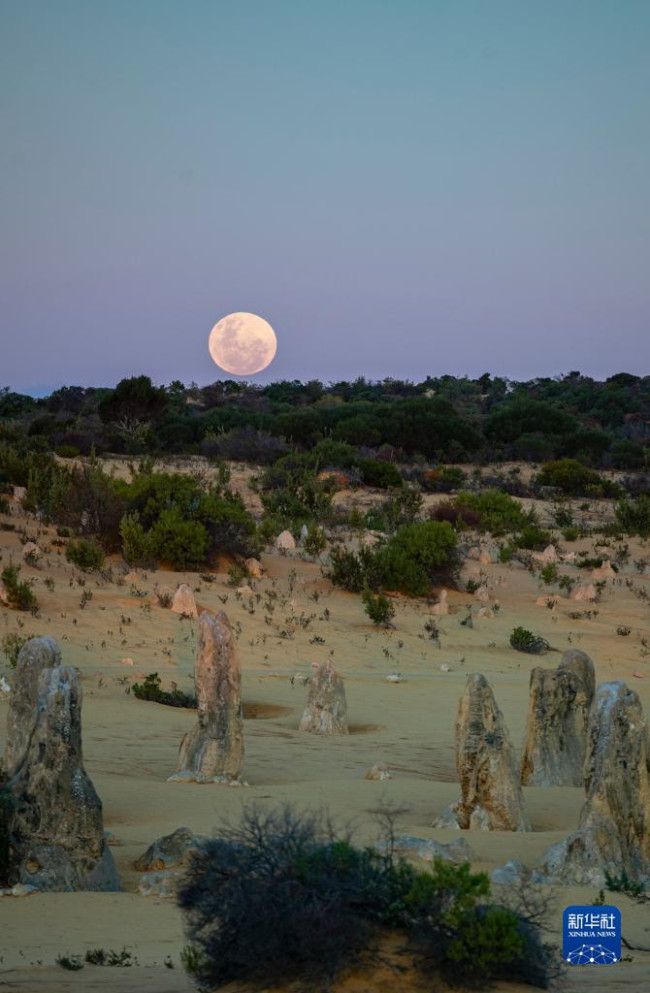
[536,459,619,497]
[562,526,579,541]
[615,496,650,538]
[176,805,556,993]
[329,522,458,597]
[132,672,195,708]
[119,512,154,567]
[515,525,552,551]
[303,523,327,559]
[0,496,9,515]
[509,626,549,654]
[539,563,558,585]
[358,459,403,489]
[55,444,80,458]
[0,564,38,612]
[147,510,209,570]
[455,490,529,535]
[376,520,458,596]
[65,537,105,572]
[361,588,395,627]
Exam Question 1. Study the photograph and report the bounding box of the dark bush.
[329,522,458,597]
[132,672,196,708]
[430,501,481,530]
[510,626,549,654]
[454,490,530,534]
[177,805,558,992]
[536,459,620,498]
[615,496,650,538]
[419,465,465,493]
[202,426,290,464]
[65,537,105,572]
[358,458,402,489]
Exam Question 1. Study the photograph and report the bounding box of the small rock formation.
[387,835,474,865]
[571,583,597,602]
[477,607,494,619]
[431,590,449,615]
[475,585,490,603]
[537,681,650,887]
[275,529,296,550]
[245,557,263,580]
[169,610,244,782]
[300,524,309,542]
[5,664,121,891]
[520,649,595,786]
[4,636,61,775]
[236,585,253,596]
[153,583,174,606]
[591,561,617,581]
[532,545,558,567]
[134,826,206,872]
[491,859,527,886]
[299,661,348,733]
[171,583,198,617]
[365,761,391,781]
[435,674,529,832]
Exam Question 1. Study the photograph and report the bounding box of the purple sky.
[2,1,649,394]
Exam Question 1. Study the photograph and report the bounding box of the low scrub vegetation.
[132,672,196,708]
[329,521,459,597]
[177,805,558,992]
[0,564,38,612]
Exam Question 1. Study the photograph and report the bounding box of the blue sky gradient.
[2,1,649,392]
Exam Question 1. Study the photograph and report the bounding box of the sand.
[1,470,649,991]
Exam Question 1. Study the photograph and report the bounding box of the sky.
[2,0,649,394]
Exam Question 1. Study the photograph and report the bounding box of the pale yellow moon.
[208,312,277,376]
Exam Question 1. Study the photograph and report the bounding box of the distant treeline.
[1,371,649,468]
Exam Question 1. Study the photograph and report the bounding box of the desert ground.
[1,461,649,992]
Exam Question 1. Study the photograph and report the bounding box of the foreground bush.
[177,805,557,992]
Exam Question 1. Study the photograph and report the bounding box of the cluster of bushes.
[535,459,622,498]
[3,372,650,470]
[329,520,458,597]
[11,453,258,571]
[177,805,557,992]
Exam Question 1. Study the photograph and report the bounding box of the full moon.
[208,312,277,376]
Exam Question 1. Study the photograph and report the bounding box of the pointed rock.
[7,664,121,891]
[275,529,296,550]
[521,649,595,786]
[4,637,61,776]
[537,681,650,886]
[299,661,348,733]
[169,610,244,782]
[435,673,529,831]
[171,583,198,617]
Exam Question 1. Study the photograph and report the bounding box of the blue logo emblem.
[563,905,621,965]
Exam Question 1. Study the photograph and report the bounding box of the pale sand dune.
[1,484,649,991]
